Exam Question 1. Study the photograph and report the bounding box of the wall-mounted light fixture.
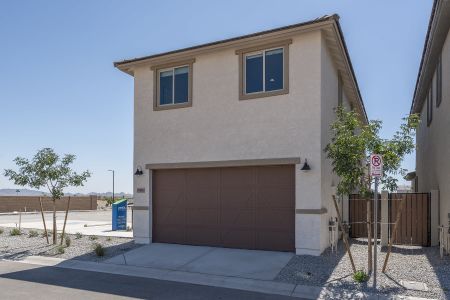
[134,165,144,176]
[300,159,311,171]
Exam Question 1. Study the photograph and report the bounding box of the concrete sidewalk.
[6,254,433,300]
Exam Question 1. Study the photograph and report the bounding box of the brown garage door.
[153,165,295,252]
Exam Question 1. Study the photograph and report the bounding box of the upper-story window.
[236,40,291,100]
[152,59,194,110]
[427,86,433,126]
[338,72,343,107]
[436,56,442,107]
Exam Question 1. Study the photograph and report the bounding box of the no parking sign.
[370,154,383,178]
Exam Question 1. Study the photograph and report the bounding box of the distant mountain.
[0,188,48,196]
[0,189,132,198]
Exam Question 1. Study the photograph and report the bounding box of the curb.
[4,256,436,300]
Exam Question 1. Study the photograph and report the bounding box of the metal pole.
[112,170,115,203]
[373,177,379,289]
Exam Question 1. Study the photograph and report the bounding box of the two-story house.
[115,14,367,255]
[411,0,450,230]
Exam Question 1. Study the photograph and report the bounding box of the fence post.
[431,190,439,246]
[381,191,389,246]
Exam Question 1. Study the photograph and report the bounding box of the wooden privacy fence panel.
[349,194,381,238]
[0,196,97,213]
[389,193,430,246]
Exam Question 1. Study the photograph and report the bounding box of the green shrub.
[10,228,21,236]
[65,236,71,247]
[89,235,98,241]
[75,232,83,239]
[94,243,105,257]
[41,230,52,238]
[57,245,65,254]
[28,230,39,238]
[353,270,369,283]
[0,228,4,234]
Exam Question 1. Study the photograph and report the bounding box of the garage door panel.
[221,230,256,249]
[220,209,255,227]
[154,226,185,244]
[154,169,185,187]
[220,189,254,208]
[257,165,295,187]
[186,169,219,187]
[186,189,219,208]
[257,188,294,209]
[220,167,255,187]
[186,227,221,246]
[186,209,219,226]
[153,165,295,252]
[256,209,294,229]
[257,231,295,252]
[154,207,185,225]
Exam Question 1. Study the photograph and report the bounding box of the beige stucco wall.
[131,30,346,255]
[416,28,450,228]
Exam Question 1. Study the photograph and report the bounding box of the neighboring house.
[115,15,367,255]
[411,0,450,229]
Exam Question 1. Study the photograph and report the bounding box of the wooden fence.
[349,192,430,246]
[0,196,97,212]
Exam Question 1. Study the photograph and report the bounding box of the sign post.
[370,154,383,289]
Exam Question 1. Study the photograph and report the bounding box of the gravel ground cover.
[276,238,450,299]
[0,226,141,262]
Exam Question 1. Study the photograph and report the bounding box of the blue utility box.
[112,199,127,231]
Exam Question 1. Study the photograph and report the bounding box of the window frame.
[338,72,343,107]
[152,59,195,111]
[436,56,442,107]
[236,39,291,100]
[427,86,433,126]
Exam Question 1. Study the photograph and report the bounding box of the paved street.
[0,261,302,300]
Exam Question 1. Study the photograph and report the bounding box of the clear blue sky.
[0,1,432,194]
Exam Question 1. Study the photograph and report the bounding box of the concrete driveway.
[105,243,294,281]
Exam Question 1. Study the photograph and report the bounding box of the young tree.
[4,148,91,244]
[324,106,419,273]
[325,106,419,197]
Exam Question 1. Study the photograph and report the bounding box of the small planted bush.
[89,235,98,241]
[41,230,52,238]
[65,236,71,247]
[28,230,39,238]
[0,228,4,234]
[57,245,65,254]
[75,232,83,239]
[94,243,105,257]
[10,228,21,236]
[353,270,369,283]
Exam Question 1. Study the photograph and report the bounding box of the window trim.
[152,59,195,111]
[236,39,291,100]
[427,86,433,126]
[436,56,442,107]
[338,72,343,107]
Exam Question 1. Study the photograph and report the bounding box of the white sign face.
[370,154,383,178]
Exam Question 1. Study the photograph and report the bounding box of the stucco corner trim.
[295,208,328,215]
[145,157,301,170]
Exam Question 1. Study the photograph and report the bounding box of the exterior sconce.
[134,165,144,176]
[300,159,311,171]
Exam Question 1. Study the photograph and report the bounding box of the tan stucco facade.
[117,18,364,255]
[416,27,450,228]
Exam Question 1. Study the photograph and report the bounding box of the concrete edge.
[6,256,437,300]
